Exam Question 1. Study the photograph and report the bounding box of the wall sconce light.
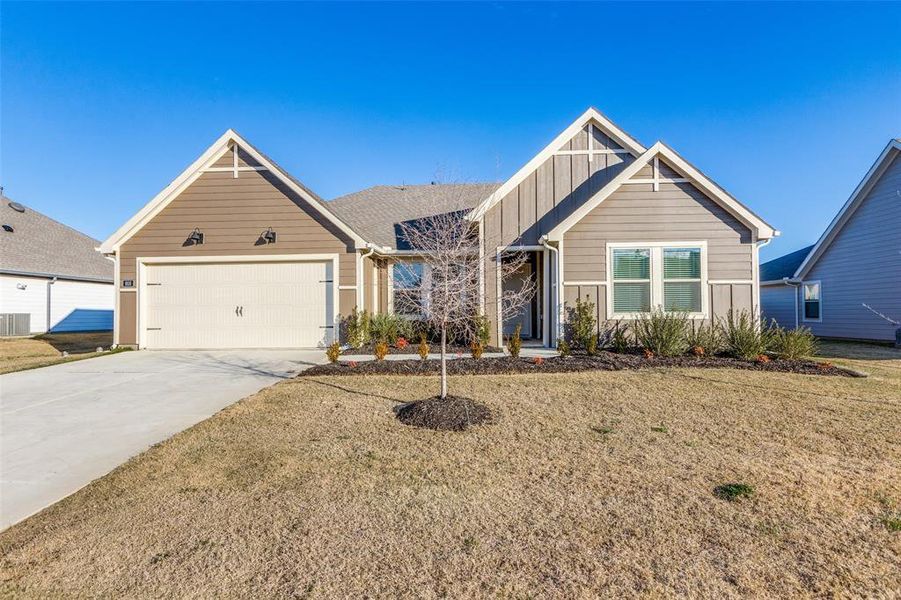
[187,227,204,245]
[262,227,277,244]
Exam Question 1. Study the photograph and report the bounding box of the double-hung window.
[802,281,821,321]
[393,262,427,317]
[609,243,706,318]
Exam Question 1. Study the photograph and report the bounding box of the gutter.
[539,235,560,344]
[46,277,57,333]
[0,269,114,285]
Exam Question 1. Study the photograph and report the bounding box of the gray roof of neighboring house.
[760,244,814,282]
[328,183,500,248]
[0,196,113,282]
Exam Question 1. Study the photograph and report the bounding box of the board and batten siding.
[116,155,358,345]
[801,153,901,341]
[482,124,636,344]
[562,179,755,328]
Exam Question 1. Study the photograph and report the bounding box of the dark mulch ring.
[302,351,865,378]
[341,343,503,356]
[395,395,493,431]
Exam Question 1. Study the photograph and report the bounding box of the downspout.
[539,235,560,345]
[783,277,802,329]
[46,277,58,333]
[359,244,377,312]
[755,237,772,323]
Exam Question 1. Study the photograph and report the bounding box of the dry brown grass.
[1,344,899,598]
[0,332,114,374]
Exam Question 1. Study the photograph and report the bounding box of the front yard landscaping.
[0,332,116,374]
[1,342,898,597]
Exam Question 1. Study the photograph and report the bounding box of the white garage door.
[143,261,333,349]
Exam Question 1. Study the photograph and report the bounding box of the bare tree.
[393,190,536,399]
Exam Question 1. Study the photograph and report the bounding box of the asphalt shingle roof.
[328,183,500,248]
[0,196,113,282]
[760,245,814,282]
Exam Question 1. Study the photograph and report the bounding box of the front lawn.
[1,344,898,597]
[0,332,115,374]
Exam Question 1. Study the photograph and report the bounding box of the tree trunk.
[440,324,447,399]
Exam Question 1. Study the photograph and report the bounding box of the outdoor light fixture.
[262,227,277,244]
[187,227,204,245]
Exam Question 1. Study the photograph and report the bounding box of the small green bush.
[508,323,522,358]
[557,338,571,357]
[633,308,689,357]
[714,482,755,502]
[771,325,817,360]
[370,313,400,344]
[718,310,775,360]
[474,315,492,347]
[569,296,597,353]
[610,321,631,353]
[345,307,371,349]
[686,321,722,355]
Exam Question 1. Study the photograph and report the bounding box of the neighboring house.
[100,108,777,349]
[0,197,114,335]
[761,139,901,343]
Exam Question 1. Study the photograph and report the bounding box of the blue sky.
[2,2,899,261]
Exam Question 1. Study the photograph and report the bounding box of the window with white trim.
[610,244,706,317]
[802,282,821,321]
[393,262,427,317]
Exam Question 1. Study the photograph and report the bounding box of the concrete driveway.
[0,349,322,530]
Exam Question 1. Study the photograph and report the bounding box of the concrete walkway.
[0,349,322,530]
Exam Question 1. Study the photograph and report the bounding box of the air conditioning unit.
[0,313,31,337]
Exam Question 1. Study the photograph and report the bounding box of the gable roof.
[329,183,500,249]
[760,245,814,283]
[466,107,647,222]
[0,196,113,282]
[794,138,901,279]
[546,142,778,241]
[99,129,367,253]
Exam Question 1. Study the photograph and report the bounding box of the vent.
[0,313,31,336]
[7,202,25,213]
[2,224,13,233]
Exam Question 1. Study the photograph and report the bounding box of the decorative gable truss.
[99,129,367,254]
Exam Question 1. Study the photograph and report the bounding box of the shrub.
[718,309,775,360]
[470,342,484,359]
[756,354,770,364]
[370,313,400,345]
[557,338,571,358]
[686,321,722,356]
[346,307,371,349]
[771,326,817,360]
[508,323,522,358]
[633,308,689,357]
[610,321,631,354]
[374,341,389,361]
[396,317,416,342]
[474,315,492,347]
[569,296,597,353]
[533,356,544,365]
[417,334,430,360]
[714,482,754,502]
[396,337,409,350]
[326,341,341,363]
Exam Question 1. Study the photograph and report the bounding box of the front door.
[503,260,533,337]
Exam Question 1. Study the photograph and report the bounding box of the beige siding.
[118,169,358,344]
[117,292,137,346]
[563,181,753,284]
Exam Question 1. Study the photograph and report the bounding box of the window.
[609,243,706,317]
[663,248,702,312]
[393,262,427,317]
[612,248,651,313]
[802,282,821,321]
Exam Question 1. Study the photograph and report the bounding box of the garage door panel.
[144,261,332,349]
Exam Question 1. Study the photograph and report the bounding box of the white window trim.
[801,280,822,323]
[390,260,430,319]
[605,241,709,320]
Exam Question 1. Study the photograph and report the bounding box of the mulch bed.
[302,351,864,378]
[395,395,493,431]
[342,343,503,356]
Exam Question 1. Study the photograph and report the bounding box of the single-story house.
[1,197,114,335]
[99,108,777,349]
[761,139,901,343]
